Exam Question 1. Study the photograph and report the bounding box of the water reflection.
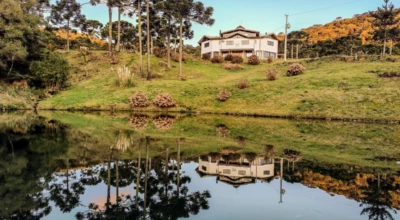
[197,155,276,187]
[1,112,400,219]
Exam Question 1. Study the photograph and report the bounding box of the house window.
[265,52,276,58]
[264,170,270,175]
[223,169,231,174]
[241,40,249,45]
[226,40,234,46]
[267,41,274,46]
[238,170,246,175]
[204,42,210,48]
[202,166,207,171]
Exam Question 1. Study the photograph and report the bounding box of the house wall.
[260,38,279,58]
[201,37,279,59]
[198,157,275,178]
[201,40,220,56]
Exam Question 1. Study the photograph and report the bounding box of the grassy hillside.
[38,50,400,121]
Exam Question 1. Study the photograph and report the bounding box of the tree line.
[0,0,214,90]
[283,0,400,58]
[49,0,214,79]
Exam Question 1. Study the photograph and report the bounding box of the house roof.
[198,27,281,45]
[221,25,260,36]
[197,35,221,44]
[264,33,280,41]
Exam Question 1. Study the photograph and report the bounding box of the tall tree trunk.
[135,139,142,211]
[291,44,293,59]
[67,19,70,51]
[108,5,113,55]
[116,159,119,204]
[66,158,69,190]
[138,0,143,77]
[178,18,183,77]
[167,19,171,68]
[7,56,14,78]
[165,147,169,196]
[296,44,299,59]
[146,0,151,80]
[143,137,149,220]
[117,7,121,52]
[174,36,177,53]
[107,155,111,207]
[176,139,180,197]
[383,29,387,56]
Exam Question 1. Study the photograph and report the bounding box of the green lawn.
[39,51,400,121]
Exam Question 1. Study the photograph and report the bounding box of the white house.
[198,25,280,59]
[197,156,275,187]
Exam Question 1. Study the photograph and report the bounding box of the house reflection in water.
[197,155,276,187]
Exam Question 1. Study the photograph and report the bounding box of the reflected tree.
[49,158,85,213]
[360,173,397,220]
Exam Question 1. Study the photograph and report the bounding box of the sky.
[74,0,400,46]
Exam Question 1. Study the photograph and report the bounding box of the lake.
[1,111,400,220]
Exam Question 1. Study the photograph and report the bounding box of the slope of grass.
[0,82,35,110]
[38,51,400,121]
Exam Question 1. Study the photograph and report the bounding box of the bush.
[211,55,224,63]
[379,72,400,78]
[129,92,149,108]
[153,93,176,109]
[129,115,149,130]
[216,124,230,137]
[217,90,231,102]
[286,63,305,76]
[172,52,187,62]
[267,56,274,64]
[153,47,166,58]
[222,64,244,70]
[29,50,70,93]
[231,55,243,64]
[202,53,211,60]
[266,68,278,81]
[153,115,175,130]
[237,79,248,89]
[224,54,233,61]
[247,55,260,65]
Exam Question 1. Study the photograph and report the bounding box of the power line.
[290,0,366,16]
[272,25,285,33]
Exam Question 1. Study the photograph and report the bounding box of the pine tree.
[370,0,400,56]
[168,0,214,77]
[50,0,85,52]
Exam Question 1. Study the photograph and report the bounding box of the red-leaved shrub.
[129,92,149,108]
[286,63,305,76]
[153,93,176,109]
[217,90,231,102]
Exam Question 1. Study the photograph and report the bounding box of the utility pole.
[279,158,284,203]
[284,14,290,61]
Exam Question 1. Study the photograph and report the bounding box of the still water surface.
[1,111,400,220]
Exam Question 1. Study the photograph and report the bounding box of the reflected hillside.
[1,112,400,219]
[39,111,400,170]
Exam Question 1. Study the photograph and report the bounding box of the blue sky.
[75,0,400,45]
